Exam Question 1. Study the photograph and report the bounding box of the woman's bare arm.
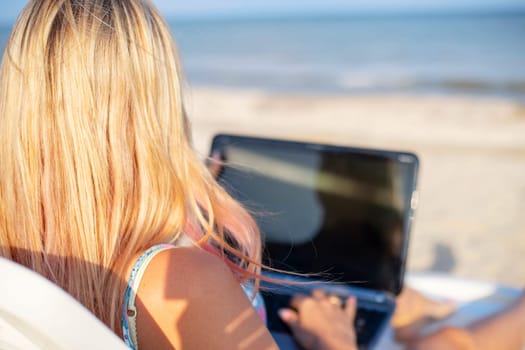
[407,291,525,350]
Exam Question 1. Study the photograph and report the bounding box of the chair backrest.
[0,257,128,350]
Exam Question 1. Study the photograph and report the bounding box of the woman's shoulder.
[134,245,277,349]
[138,245,232,299]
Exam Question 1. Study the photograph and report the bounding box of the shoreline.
[186,87,525,288]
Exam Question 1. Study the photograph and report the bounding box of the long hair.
[0,0,261,332]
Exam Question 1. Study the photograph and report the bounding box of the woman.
[0,1,310,349]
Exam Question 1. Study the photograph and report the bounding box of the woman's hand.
[206,151,223,178]
[279,289,358,350]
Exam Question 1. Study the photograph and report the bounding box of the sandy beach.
[185,87,525,288]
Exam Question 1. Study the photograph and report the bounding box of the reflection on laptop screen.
[214,136,418,294]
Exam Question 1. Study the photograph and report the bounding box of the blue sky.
[1,0,525,23]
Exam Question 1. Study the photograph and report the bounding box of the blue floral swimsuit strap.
[122,244,174,350]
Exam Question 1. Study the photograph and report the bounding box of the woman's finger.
[278,308,299,328]
[312,289,327,300]
[289,293,308,310]
[344,296,357,321]
[327,295,342,307]
[206,151,223,177]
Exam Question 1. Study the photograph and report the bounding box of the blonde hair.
[0,0,261,331]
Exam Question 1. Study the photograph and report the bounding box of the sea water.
[1,13,524,100]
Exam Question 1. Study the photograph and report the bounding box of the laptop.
[209,134,419,349]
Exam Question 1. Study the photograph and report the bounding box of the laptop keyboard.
[262,292,389,349]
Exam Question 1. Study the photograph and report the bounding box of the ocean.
[1,13,524,100]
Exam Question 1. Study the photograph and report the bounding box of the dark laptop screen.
[211,135,418,295]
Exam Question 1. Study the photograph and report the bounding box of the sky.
[1,0,525,23]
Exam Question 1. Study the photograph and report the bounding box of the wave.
[336,75,525,94]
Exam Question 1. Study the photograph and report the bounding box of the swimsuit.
[121,244,266,349]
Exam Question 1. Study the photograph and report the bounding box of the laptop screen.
[211,135,418,295]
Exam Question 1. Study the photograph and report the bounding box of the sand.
[185,87,525,288]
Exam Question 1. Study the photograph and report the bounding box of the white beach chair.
[0,257,128,350]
